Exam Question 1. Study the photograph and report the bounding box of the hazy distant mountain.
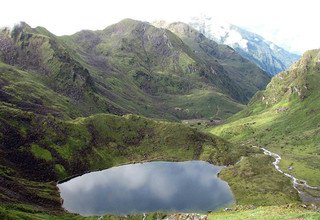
[188,16,300,75]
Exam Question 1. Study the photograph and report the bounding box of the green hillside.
[0,60,250,219]
[0,74,250,218]
[0,56,308,220]
[210,49,320,190]
[0,20,271,120]
[1,21,316,219]
[208,205,319,220]
[153,21,271,102]
[61,19,270,119]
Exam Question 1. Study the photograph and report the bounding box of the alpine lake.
[58,161,234,216]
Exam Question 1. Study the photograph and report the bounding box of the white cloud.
[0,0,319,54]
[225,30,249,50]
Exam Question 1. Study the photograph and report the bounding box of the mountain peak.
[251,48,320,108]
[153,21,203,40]
[118,18,141,24]
[7,21,55,39]
[291,49,320,70]
[15,21,32,30]
[9,21,33,39]
[107,18,149,29]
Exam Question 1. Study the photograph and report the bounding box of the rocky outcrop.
[164,213,208,220]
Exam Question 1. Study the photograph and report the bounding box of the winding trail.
[259,147,320,203]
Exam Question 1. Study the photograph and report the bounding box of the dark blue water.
[58,161,234,216]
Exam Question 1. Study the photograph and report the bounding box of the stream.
[260,147,320,204]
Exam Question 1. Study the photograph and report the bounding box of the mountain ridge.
[0,20,319,219]
[188,16,300,75]
[153,20,271,101]
[55,18,270,119]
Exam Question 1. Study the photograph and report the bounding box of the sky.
[1,0,319,54]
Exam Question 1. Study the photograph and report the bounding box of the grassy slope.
[0,204,166,220]
[0,110,247,219]
[156,21,271,103]
[0,20,270,121]
[0,59,250,218]
[0,62,306,219]
[165,89,244,119]
[0,23,315,219]
[219,154,299,206]
[0,62,81,118]
[0,24,127,118]
[210,50,320,187]
[61,19,269,119]
[209,205,319,220]
[0,105,307,218]
[5,205,319,220]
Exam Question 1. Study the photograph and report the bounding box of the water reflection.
[58,161,234,216]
